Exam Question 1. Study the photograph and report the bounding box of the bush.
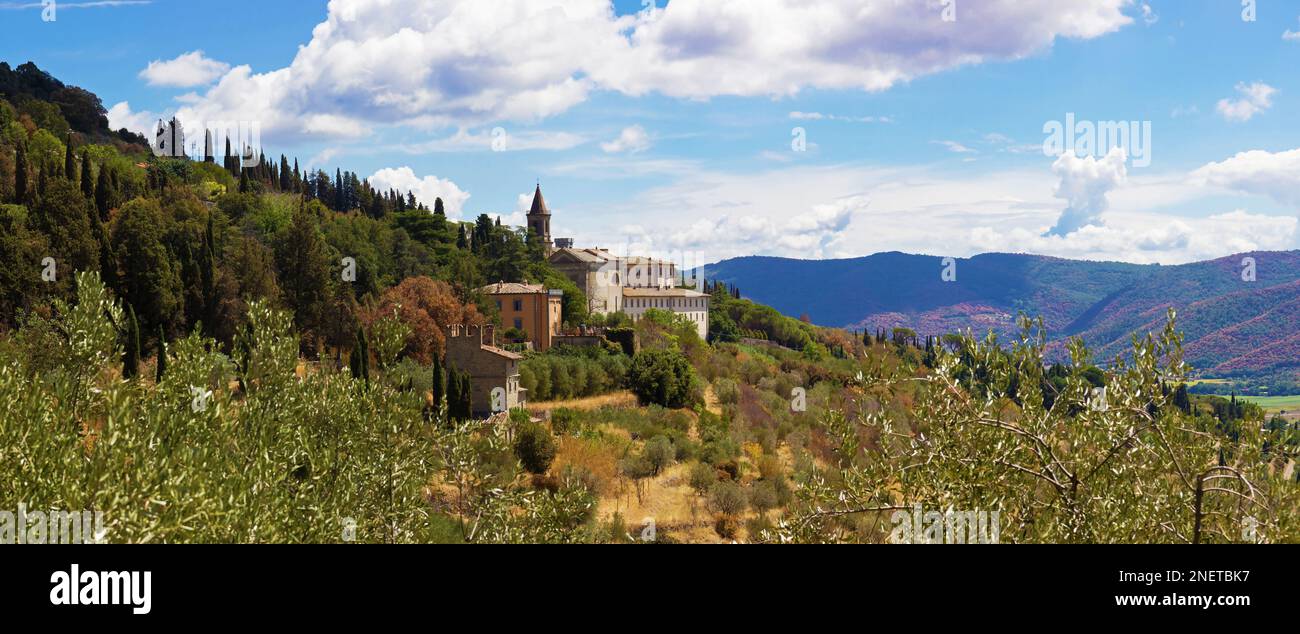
[688,462,716,496]
[644,435,675,475]
[707,481,747,517]
[628,348,698,408]
[551,407,579,435]
[513,422,557,475]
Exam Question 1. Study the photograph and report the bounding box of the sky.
[3,0,1299,266]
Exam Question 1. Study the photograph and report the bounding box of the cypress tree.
[350,326,370,384]
[64,134,76,185]
[95,166,112,220]
[458,368,473,419]
[239,168,251,193]
[335,168,344,210]
[122,305,141,379]
[80,153,94,200]
[456,225,468,250]
[156,326,167,383]
[14,144,27,203]
[431,351,446,413]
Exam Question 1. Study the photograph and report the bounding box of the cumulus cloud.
[1191,148,1300,207]
[970,210,1296,264]
[367,167,470,217]
[600,125,652,154]
[1216,82,1276,122]
[106,101,159,136]
[131,0,1132,142]
[1046,147,1128,236]
[139,51,231,87]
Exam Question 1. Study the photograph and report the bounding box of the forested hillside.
[703,250,1300,386]
[0,61,593,359]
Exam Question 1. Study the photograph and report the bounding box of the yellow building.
[480,282,564,351]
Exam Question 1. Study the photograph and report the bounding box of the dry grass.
[527,390,637,413]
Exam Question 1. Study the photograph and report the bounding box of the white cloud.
[105,101,158,136]
[556,152,1294,266]
[1216,82,1276,122]
[1191,148,1300,207]
[367,167,470,218]
[789,111,891,123]
[397,128,585,153]
[1141,3,1158,25]
[1047,148,1128,236]
[143,0,1132,142]
[600,125,652,154]
[139,51,231,87]
[1284,17,1300,41]
[934,140,977,154]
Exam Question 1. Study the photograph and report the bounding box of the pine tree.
[156,325,167,383]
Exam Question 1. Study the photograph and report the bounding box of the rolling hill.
[700,250,1300,378]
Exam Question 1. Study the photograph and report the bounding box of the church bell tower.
[526,184,553,253]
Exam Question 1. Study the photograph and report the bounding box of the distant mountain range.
[701,251,1300,378]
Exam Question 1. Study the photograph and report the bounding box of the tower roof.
[528,185,550,216]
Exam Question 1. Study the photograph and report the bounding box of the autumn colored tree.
[371,276,483,364]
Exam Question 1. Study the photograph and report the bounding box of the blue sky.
[3,0,1299,265]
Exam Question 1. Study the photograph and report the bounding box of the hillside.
[702,250,1300,379]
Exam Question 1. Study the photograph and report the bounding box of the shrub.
[628,348,697,408]
[707,481,747,517]
[513,422,557,475]
[688,462,716,497]
[644,435,675,475]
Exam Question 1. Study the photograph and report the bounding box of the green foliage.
[520,348,629,401]
[513,422,557,475]
[628,348,698,408]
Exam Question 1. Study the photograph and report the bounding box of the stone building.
[480,281,563,351]
[444,324,525,416]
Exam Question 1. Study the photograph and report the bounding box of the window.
[495,300,502,310]
[513,299,523,311]
[513,318,523,330]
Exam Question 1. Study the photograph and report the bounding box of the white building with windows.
[623,287,710,340]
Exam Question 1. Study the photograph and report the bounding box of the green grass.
[1240,395,1300,414]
